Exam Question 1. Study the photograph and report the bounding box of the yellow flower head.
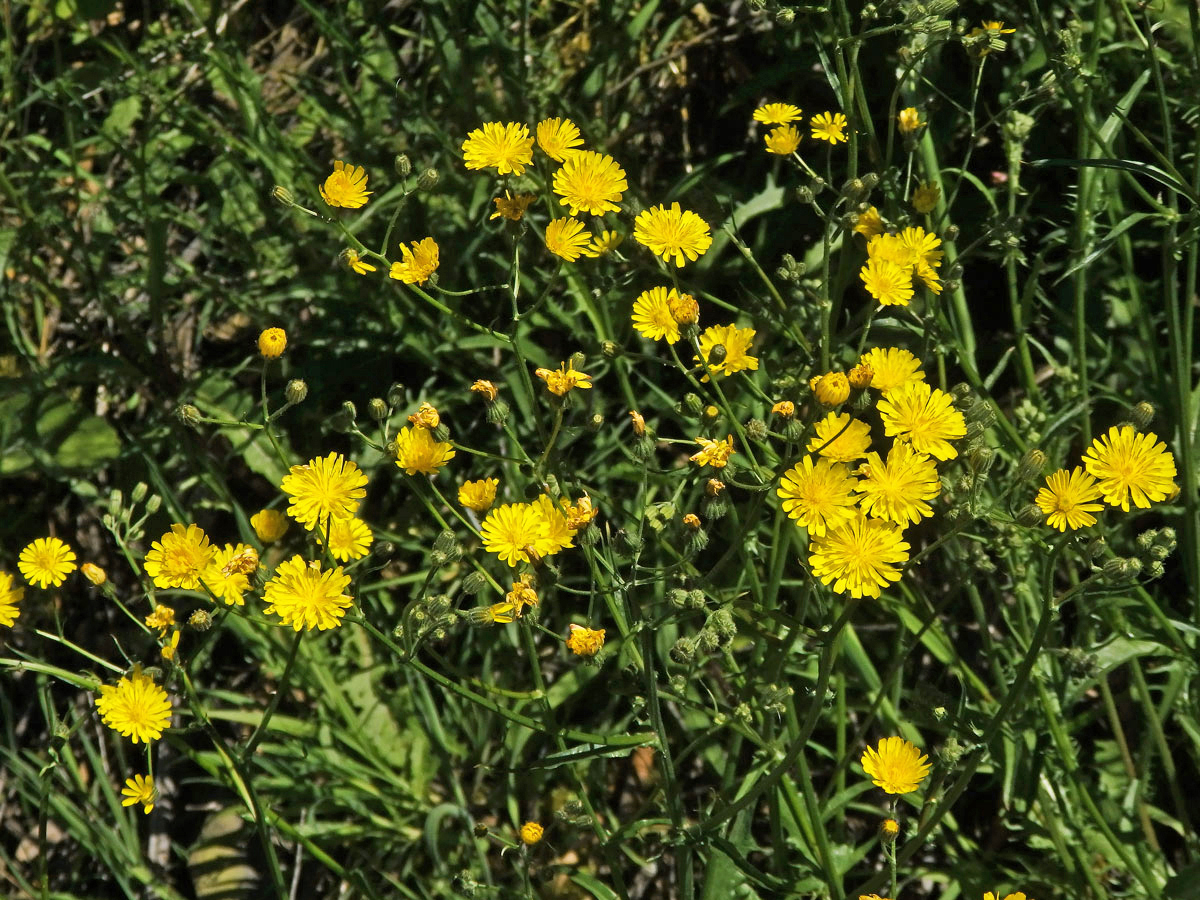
[459,478,499,512]
[897,226,944,272]
[263,556,353,631]
[531,494,577,557]
[344,248,377,275]
[553,150,628,216]
[563,493,598,530]
[319,160,371,209]
[258,327,287,359]
[810,372,851,407]
[810,111,849,144]
[866,232,909,266]
[520,821,544,845]
[810,512,910,598]
[143,524,215,591]
[395,424,456,476]
[480,503,546,566]
[878,381,967,461]
[121,775,157,815]
[586,229,624,257]
[683,512,702,530]
[535,361,593,396]
[408,402,441,429]
[633,202,712,267]
[860,258,913,307]
[545,217,593,262]
[462,122,535,176]
[18,537,77,589]
[753,103,802,125]
[1081,425,1177,512]
[1036,467,1104,531]
[0,572,23,628]
[696,324,759,379]
[281,453,367,530]
[777,456,860,536]
[764,125,801,155]
[251,508,290,543]
[490,190,536,222]
[968,20,1017,56]
[848,363,874,390]
[80,562,107,585]
[327,516,373,561]
[808,412,872,462]
[632,286,685,344]
[861,736,931,794]
[470,379,499,402]
[505,573,539,616]
[691,435,736,469]
[221,545,260,577]
[144,605,175,636]
[856,442,942,527]
[854,206,884,239]
[984,893,1028,900]
[772,400,796,419]
[95,666,172,744]
[202,543,255,606]
[566,624,606,657]
[911,181,940,214]
[536,117,584,161]
[160,628,181,662]
[629,410,647,436]
[897,107,924,134]
[859,347,926,394]
[389,237,440,285]
[881,818,900,840]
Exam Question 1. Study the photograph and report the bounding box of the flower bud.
[1132,401,1155,430]
[1016,448,1046,482]
[602,340,621,358]
[394,154,412,178]
[258,327,287,359]
[944,224,960,240]
[745,418,768,441]
[967,446,995,474]
[368,398,389,421]
[285,379,308,405]
[177,404,202,428]
[1147,560,1165,578]
[388,382,407,407]
[145,495,162,514]
[188,609,213,631]
[670,637,697,663]
[81,562,107,585]
[1016,503,1044,527]
[373,541,395,558]
[271,185,296,207]
[416,168,439,191]
[848,364,873,390]
[130,482,148,504]
[461,571,488,595]
[683,394,704,417]
[775,7,795,25]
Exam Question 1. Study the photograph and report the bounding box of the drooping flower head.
[344,249,377,275]
[696,324,759,379]
[552,150,628,216]
[389,237,440,285]
[1081,425,1177,511]
[263,556,353,631]
[281,453,367,531]
[856,442,941,527]
[586,229,623,257]
[18,537,77,589]
[861,736,931,794]
[634,202,712,267]
[143,525,214,591]
[319,161,371,209]
[536,117,585,161]
[859,347,926,394]
[459,478,499,512]
[505,573,539,616]
[0,572,24,628]
[1036,467,1104,531]
[808,412,872,462]
[95,666,172,744]
[545,217,593,262]
[809,512,910,598]
[566,624,606,657]
[968,20,1017,56]
[327,517,373,561]
[777,456,860,536]
[877,381,967,461]
[121,775,157,814]
[691,435,736,469]
[395,425,456,475]
[753,103,802,125]
[764,125,801,155]
[480,503,546,566]
[461,122,535,175]
[810,111,849,144]
[490,190,536,221]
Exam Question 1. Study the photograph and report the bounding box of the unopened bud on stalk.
[944,224,960,240]
[1016,504,1044,527]
[1086,537,1106,559]
[1132,401,1155,430]
[746,418,767,441]
[796,185,815,203]
[707,344,727,365]
[285,379,308,405]
[368,398,388,421]
[394,154,412,178]
[775,7,795,25]
[861,172,879,190]
[461,571,487,594]
[145,495,162,514]
[1016,448,1046,482]
[670,637,697,663]
[177,404,202,428]
[130,482,148,504]
[602,340,621,358]
[684,394,704,417]
[271,185,296,207]
[967,446,995,474]
[950,383,973,407]
[373,541,395,559]
[387,382,406,407]
[188,610,213,631]
[1102,557,1142,582]
[416,168,439,191]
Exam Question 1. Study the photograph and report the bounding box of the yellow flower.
[690,435,736,469]
[633,202,712,267]
[854,206,883,239]
[161,629,180,662]
[545,217,593,262]
[80,562,107,585]
[696,323,759,379]
[764,124,801,155]
[866,232,909,267]
[327,516,373,561]
[258,327,287,359]
[810,111,849,144]
[860,258,913,306]
[531,495,576,557]
[810,372,850,407]
[281,452,368,530]
[95,666,172,744]
[683,512,702,530]
[566,624,606,657]
[18,537,77,589]
[505,573,539,615]
[534,361,593,396]
[470,379,499,402]
[984,893,1028,900]
[632,286,684,344]
[669,291,699,325]
[319,160,371,209]
[389,237,440,285]
[586,229,623,257]
[143,525,215,591]
[811,512,910,598]
[202,543,255,605]
[897,107,924,134]
[848,363,873,390]
[263,556,353,631]
[881,818,900,840]
[395,424,455,475]
[897,226,944,272]
[856,442,942,527]
[461,122,535,175]
[1081,425,1177,511]
[629,410,647,436]
[144,605,175,636]
[121,775,157,814]
[220,545,259,577]
[553,150,628,216]
[563,494,598,530]
[345,249,377,274]
[408,402,440,429]
[777,456,860,536]
[481,601,518,624]
[536,116,584,161]
[480,503,546,566]
[459,478,499,512]
[878,381,967,461]
[0,571,24,628]
[1036,467,1104,531]
[772,400,796,418]
[968,20,1016,56]
[911,181,940,214]
[251,508,290,543]
[859,347,926,394]
[917,263,943,294]
[861,736,931,794]
[808,412,872,462]
[490,190,536,221]
[520,821,544,845]
[752,103,802,125]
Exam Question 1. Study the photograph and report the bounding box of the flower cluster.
[859,225,944,305]
[753,103,849,153]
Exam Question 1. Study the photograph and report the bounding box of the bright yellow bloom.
[389,237,440,285]
[854,206,883,239]
[810,513,910,599]
[18,537,77,589]
[251,509,289,543]
[520,821,544,845]
[536,117,584,161]
[860,258,914,306]
[866,232,909,267]
[483,601,518,624]
[490,190,536,221]
[691,435,736,469]
[531,494,576,556]
[263,556,353,631]
[562,493,598,530]
[856,442,941,527]
[535,361,593,396]
[911,181,940,213]
[764,125,801,155]
[258,327,287,358]
[810,111,848,144]
[95,666,172,744]
[201,543,255,605]
[586,229,623,257]
[897,107,924,134]
[917,262,943,294]
[0,572,24,627]
[345,249,377,275]
[808,412,872,462]
[505,573,539,616]
[877,381,967,461]
[777,456,860,536]
[480,503,546,566]
[1036,467,1104,531]
[881,819,900,839]
[753,103,802,125]
[861,736,931,793]
[984,893,1028,900]
[282,453,367,530]
[461,122,535,175]
[897,226,944,272]
[859,348,925,394]
[160,628,181,662]
[395,425,455,475]
[545,217,593,262]
[459,478,499,512]
[143,525,214,591]
[632,286,684,344]
[566,624,606,657]
[772,400,796,418]
[327,516,373,561]
[696,323,759,379]
[121,775,157,814]
[80,562,107,585]
[848,363,873,390]
[319,160,371,208]
[633,202,712,267]
[408,402,440,429]
[1082,425,1177,512]
[553,150,627,216]
[144,605,175,636]
[810,372,850,407]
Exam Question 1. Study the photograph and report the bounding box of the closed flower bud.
[130,482,148,504]
[177,404,202,428]
[964,421,986,442]
[745,418,768,441]
[81,562,107,585]
[697,629,720,652]
[271,185,295,207]
[667,588,689,609]
[285,379,308,405]
[388,382,407,406]
[967,446,995,474]
[368,397,389,420]
[416,168,439,191]
[340,400,357,422]
[1132,401,1155,430]
[811,372,850,407]
[602,340,621,358]
[188,609,213,631]
[686,589,707,609]
[486,398,510,425]
[796,185,815,203]
[1147,560,1165,578]
[670,637,697,663]
[1016,448,1046,481]
[944,224,959,240]
[145,495,162,514]
[1016,503,1044,527]
[461,571,488,595]
[775,7,795,25]
[1136,529,1155,550]
[1103,557,1142,581]
[684,394,705,417]
[848,363,873,390]
[373,541,395,558]
[950,383,974,406]
[1086,536,1106,559]
[434,530,461,559]
[394,154,412,177]
[861,172,879,190]
[629,410,647,436]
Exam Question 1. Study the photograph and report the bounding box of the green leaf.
[1090,636,1169,676]
[102,95,141,140]
[54,415,121,468]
